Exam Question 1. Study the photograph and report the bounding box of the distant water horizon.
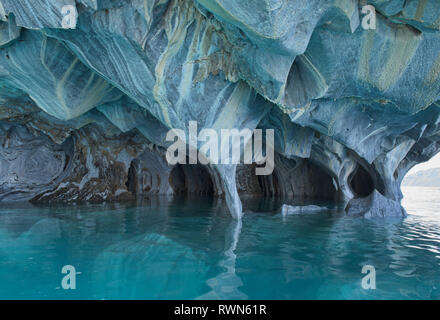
[403,168,440,187]
[402,186,440,218]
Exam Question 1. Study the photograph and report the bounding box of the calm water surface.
[0,187,439,300]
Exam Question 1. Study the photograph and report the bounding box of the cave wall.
[0,0,440,219]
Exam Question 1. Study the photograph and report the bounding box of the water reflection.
[197,219,246,299]
[0,189,439,299]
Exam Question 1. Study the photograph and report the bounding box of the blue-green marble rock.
[0,0,440,219]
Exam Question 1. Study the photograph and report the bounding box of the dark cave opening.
[257,172,280,197]
[296,160,338,201]
[349,164,375,198]
[235,163,278,197]
[236,156,337,201]
[169,164,215,196]
[126,159,140,195]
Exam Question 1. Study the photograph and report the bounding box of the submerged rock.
[346,190,407,219]
[281,204,330,216]
[0,0,439,219]
[93,232,209,299]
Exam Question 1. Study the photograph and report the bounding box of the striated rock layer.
[1,0,440,219]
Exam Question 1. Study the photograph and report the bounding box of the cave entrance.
[290,159,338,201]
[126,159,140,195]
[235,163,280,197]
[169,164,215,196]
[235,155,337,201]
[403,152,440,187]
[401,152,440,213]
[349,164,375,198]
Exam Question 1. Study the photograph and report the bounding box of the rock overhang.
[0,0,438,219]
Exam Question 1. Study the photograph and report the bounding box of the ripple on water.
[0,189,438,299]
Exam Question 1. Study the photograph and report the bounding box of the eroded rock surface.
[0,0,439,219]
[281,204,331,216]
[346,190,407,219]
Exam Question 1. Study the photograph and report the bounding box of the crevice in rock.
[282,55,328,107]
[126,159,140,195]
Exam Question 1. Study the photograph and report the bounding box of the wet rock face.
[346,190,407,219]
[0,123,69,202]
[0,0,440,219]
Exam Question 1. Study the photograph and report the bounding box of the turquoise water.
[0,187,439,300]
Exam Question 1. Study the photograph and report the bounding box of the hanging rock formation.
[1,0,440,219]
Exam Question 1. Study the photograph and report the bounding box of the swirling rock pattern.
[0,122,68,202]
[0,0,440,219]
